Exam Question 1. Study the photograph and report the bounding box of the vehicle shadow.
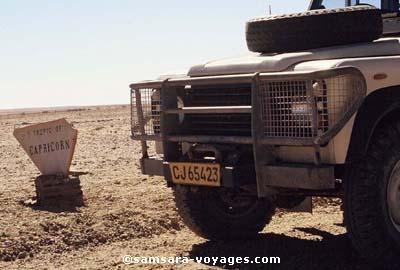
[188,228,381,270]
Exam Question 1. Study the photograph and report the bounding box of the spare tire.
[246,6,382,54]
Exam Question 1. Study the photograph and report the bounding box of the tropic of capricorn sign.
[13,119,78,176]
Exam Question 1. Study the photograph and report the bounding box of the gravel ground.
[0,106,376,269]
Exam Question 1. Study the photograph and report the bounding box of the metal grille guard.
[130,67,366,158]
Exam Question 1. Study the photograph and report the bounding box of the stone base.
[35,175,84,207]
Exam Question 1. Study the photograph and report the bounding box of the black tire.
[246,6,382,54]
[173,186,275,240]
[344,120,400,266]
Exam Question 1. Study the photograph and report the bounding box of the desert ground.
[0,105,376,269]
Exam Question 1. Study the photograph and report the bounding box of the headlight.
[177,96,184,124]
[291,103,313,115]
[150,91,184,155]
[151,90,161,134]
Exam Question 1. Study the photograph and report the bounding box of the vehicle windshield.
[312,0,400,12]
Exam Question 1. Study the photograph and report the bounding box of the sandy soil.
[0,106,374,269]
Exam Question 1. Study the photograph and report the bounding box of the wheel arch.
[346,85,400,164]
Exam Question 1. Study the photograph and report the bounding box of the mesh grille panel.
[261,81,314,138]
[324,73,364,129]
[131,88,161,137]
[260,73,365,139]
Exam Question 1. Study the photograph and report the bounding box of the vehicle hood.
[188,38,400,77]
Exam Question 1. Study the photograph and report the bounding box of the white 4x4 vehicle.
[130,0,400,264]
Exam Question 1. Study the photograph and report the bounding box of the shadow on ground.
[19,197,83,213]
[189,228,386,270]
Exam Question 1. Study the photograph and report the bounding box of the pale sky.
[0,0,310,109]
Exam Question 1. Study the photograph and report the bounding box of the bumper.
[140,157,336,191]
[140,158,164,176]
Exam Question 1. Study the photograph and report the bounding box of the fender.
[346,86,400,163]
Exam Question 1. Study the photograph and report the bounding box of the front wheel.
[173,186,275,240]
[344,121,400,265]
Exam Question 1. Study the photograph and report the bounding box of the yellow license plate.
[169,162,221,187]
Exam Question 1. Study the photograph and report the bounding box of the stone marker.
[14,119,84,207]
[13,118,78,176]
[34,174,84,207]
